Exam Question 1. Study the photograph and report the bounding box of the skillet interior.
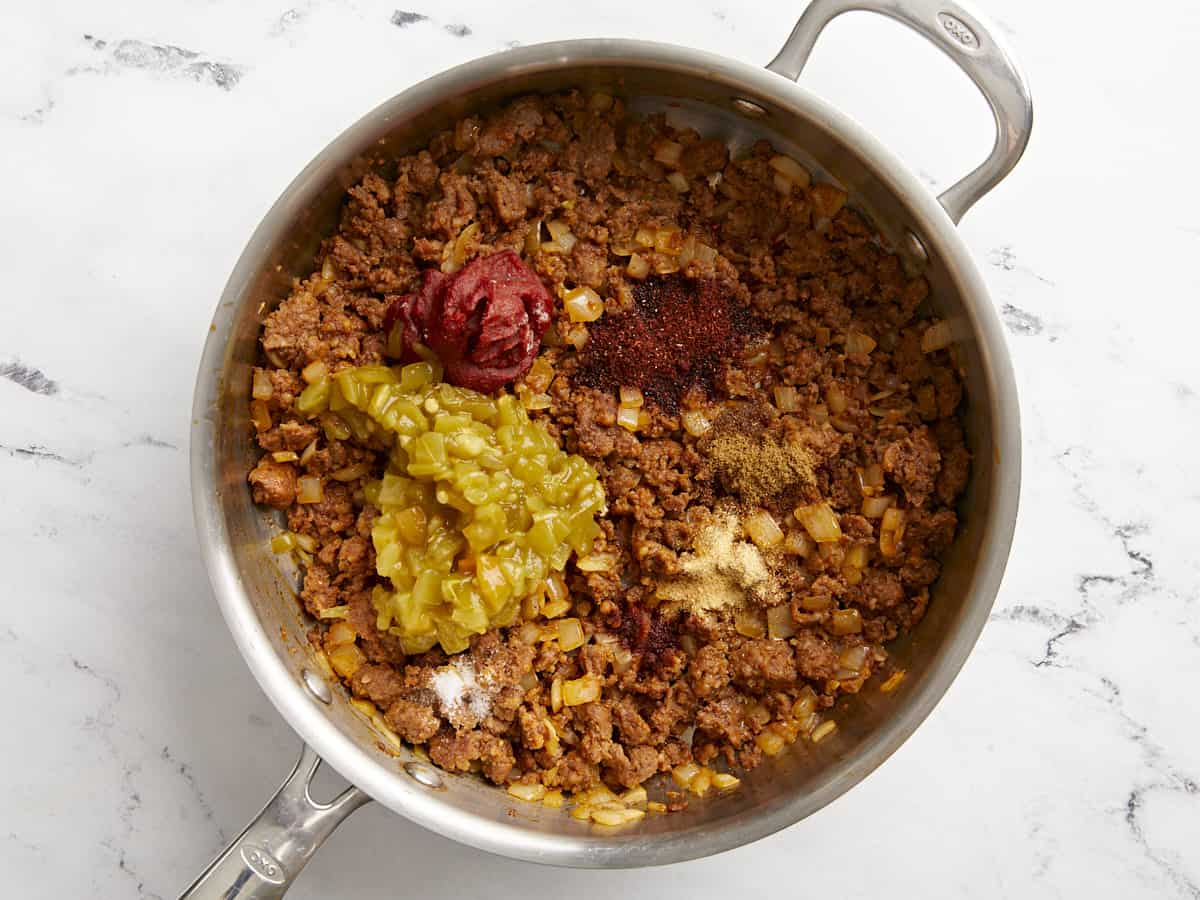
[194,42,1018,867]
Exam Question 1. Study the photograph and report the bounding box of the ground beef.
[730,640,797,692]
[791,630,841,680]
[384,699,441,743]
[248,90,970,804]
[248,458,296,509]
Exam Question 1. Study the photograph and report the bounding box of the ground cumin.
[704,430,815,507]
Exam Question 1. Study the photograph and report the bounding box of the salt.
[430,658,494,726]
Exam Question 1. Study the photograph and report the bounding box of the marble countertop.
[3,0,1198,896]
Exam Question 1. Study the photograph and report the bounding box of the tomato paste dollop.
[385,250,554,394]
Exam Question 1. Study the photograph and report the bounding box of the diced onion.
[861,463,885,488]
[921,320,954,353]
[556,617,585,652]
[744,509,784,549]
[442,221,480,272]
[795,502,842,543]
[634,227,656,247]
[734,609,765,638]
[619,386,644,408]
[773,173,794,195]
[612,645,633,674]
[811,720,838,743]
[845,331,877,355]
[563,286,604,323]
[545,573,569,603]
[591,807,645,826]
[272,451,298,463]
[270,532,296,554]
[666,171,689,193]
[654,227,683,254]
[838,645,870,675]
[577,552,617,572]
[766,604,795,639]
[654,140,683,167]
[678,235,696,269]
[250,399,272,431]
[627,254,650,279]
[773,385,800,411]
[830,608,863,635]
[672,763,700,788]
[545,219,577,253]
[769,154,811,187]
[331,462,370,482]
[620,786,648,808]
[712,773,740,790]
[327,643,364,678]
[681,408,713,436]
[252,370,274,400]
[297,475,324,504]
[799,590,833,611]
[844,544,869,569]
[756,731,786,756]
[880,508,907,558]
[562,674,601,706]
[784,530,814,557]
[301,360,328,384]
[508,782,547,802]
[810,182,847,218]
[565,325,590,349]
[616,405,640,432]
[826,385,848,414]
[880,670,906,693]
[318,605,350,620]
[693,242,718,265]
[792,687,818,718]
[525,219,542,257]
[519,389,551,411]
[862,494,894,518]
[327,621,357,646]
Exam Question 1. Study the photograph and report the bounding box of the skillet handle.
[766,0,1032,223]
[178,744,371,899]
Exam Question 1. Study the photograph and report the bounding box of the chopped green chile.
[298,361,606,654]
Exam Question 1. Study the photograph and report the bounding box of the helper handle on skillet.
[767,0,1032,223]
[179,744,370,899]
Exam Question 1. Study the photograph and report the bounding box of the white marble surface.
[3,1,1199,897]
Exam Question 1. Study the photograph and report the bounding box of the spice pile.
[656,507,781,616]
[575,275,761,411]
[702,407,816,508]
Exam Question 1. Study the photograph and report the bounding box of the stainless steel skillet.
[186,0,1031,894]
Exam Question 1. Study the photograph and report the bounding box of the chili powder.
[573,274,762,411]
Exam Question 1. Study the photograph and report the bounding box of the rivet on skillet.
[731,97,768,118]
[301,668,332,704]
[404,762,445,789]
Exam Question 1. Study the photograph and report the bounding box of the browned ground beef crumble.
[248,91,969,800]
